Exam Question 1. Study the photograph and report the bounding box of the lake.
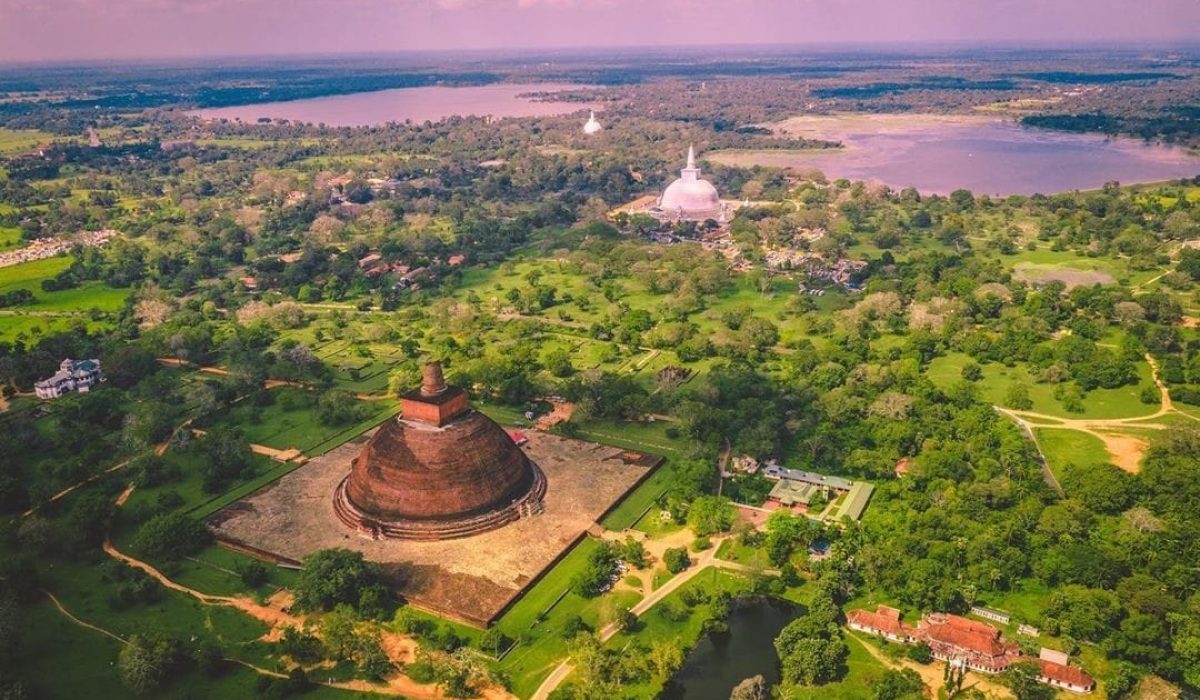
[662,598,798,700]
[710,114,1200,196]
[192,83,596,126]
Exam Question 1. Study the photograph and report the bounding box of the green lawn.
[599,461,673,530]
[0,226,22,251]
[926,351,1157,420]
[1034,428,1113,481]
[715,538,772,569]
[0,127,60,155]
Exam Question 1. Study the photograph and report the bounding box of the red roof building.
[917,613,1021,673]
[1038,654,1096,693]
[847,605,916,643]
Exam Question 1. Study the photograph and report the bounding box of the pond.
[191,83,597,126]
[709,113,1200,196]
[661,598,799,700]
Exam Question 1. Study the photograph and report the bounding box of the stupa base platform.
[331,463,547,541]
[207,428,660,627]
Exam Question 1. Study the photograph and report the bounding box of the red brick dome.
[333,363,545,540]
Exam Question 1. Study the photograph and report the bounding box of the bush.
[691,536,712,551]
[237,559,270,588]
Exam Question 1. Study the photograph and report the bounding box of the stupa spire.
[686,144,696,169]
[420,361,447,397]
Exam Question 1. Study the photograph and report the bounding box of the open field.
[0,127,61,155]
[926,351,1156,420]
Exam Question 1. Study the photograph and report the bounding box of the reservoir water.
[662,598,798,700]
[712,114,1200,196]
[192,83,596,126]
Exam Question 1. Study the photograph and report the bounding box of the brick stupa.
[333,362,546,540]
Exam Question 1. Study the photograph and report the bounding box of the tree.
[1004,661,1055,700]
[571,543,618,597]
[777,636,848,685]
[1005,382,1033,411]
[317,390,368,426]
[295,548,376,612]
[118,635,182,695]
[686,495,734,536]
[872,668,926,700]
[132,513,211,561]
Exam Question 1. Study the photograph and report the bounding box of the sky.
[0,0,1198,63]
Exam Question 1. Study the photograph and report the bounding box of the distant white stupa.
[583,110,602,135]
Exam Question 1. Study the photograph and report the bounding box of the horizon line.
[3,38,1200,70]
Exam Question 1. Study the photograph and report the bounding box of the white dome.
[658,146,723,221]
[661,178,721,215]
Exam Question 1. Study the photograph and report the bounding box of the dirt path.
[45,591,129,645]
[535,401,574,431]
[848,630,1012,698]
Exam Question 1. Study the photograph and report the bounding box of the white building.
[34,358,104,399]
[654,146,732,223]
[583,110,602,135]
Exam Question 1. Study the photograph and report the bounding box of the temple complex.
[334,362,546,540]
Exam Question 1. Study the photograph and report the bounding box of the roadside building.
[1037,649,1096,693]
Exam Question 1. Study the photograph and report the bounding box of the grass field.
[926,351,1157,420]
[0,127,61,155]
[599,461,674,530]
[1035,428,1113,480]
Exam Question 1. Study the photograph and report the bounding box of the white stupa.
[657,146,725,222]
[583,110,602,135]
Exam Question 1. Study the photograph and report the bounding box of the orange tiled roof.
[1039,660,1094,688]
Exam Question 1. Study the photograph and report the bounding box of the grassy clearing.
[599,461,674,531]
[0,127,60,155]
[1034,429,1112,480]
[926,351,1157,420]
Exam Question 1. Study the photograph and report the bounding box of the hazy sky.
[1,0,1197,63]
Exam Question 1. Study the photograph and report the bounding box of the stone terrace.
[208,429,660,627]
